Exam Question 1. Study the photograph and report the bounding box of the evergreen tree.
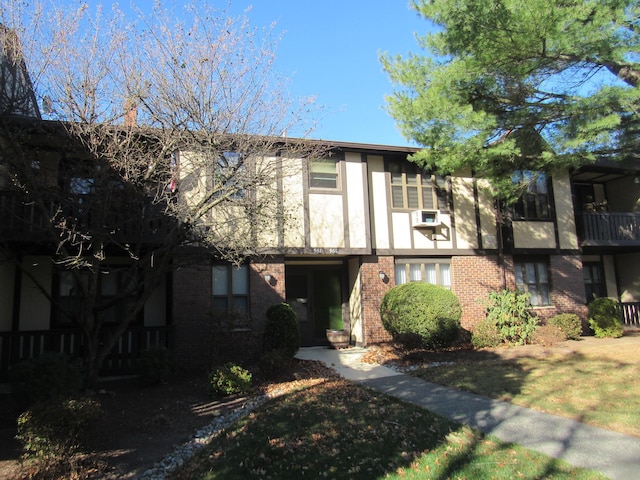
[382,0,639,194]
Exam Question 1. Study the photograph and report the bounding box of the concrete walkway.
[296,346,640,480]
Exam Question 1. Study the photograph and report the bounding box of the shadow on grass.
[170,377,600,480]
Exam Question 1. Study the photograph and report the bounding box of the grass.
[170,378,604,479]
[412,345,640,437]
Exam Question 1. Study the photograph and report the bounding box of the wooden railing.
[0,326,174,382]
[620,302,640,328]
[0,191,174,242]
[579,212,640,245]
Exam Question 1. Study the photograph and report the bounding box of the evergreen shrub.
[380,282,462,349]
[485,289,538,345]
[263,303,300,358]
[136,347,174,385]
[588,297,624,338]
[10,352,84,407]
[16,397,101,460]
[207,363,252,398]
[548,313,582,340]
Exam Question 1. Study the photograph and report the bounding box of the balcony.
[0,190,174,244]
[578,212,640,247]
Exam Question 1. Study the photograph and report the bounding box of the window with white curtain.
[395,260,452,289]
[212,264,249,313]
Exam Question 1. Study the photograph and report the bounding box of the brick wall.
[360,255,394,345]
[451,255,505,330]
[172,256,285,371]
[173,262,213,370]
[541,255,588,324]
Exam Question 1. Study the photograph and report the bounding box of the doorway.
[285,266,344,346]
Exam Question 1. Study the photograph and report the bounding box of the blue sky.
[117,1,428,146]
[229,1,427,146]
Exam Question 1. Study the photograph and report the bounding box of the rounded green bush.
[588,297,623,338]
[380,282,462,349]
[264,303,300,358]
[207,363,252,398]
[548,313,582,340]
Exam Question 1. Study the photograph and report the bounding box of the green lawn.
[412,348,640,437]
[169,378,604,480]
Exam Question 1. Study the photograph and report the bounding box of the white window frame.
[394,259,452,289]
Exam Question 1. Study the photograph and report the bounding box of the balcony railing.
[0,191,174,243]
[578,212,640,246]
[620,302,640,328]
[0,325,175,382]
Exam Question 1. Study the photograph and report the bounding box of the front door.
[285,267,343,346]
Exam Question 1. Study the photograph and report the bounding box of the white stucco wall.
[368,156,390,250]
[512,221,557,249]
[309,194,345,248]
[0,261,15,331]
[345,154,367,249]
[553,175,579,250]
[19,256,51,330]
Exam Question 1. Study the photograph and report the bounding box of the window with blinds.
[387,159,449,211]
[309,158,339,189]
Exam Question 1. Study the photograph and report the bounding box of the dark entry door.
[285,267,343,346]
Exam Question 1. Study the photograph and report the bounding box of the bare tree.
[0,1,324,385]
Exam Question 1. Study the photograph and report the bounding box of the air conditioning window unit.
[411,209,441,227]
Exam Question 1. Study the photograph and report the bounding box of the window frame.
[514,257,551,306]
[214,151,248,200]
[309,157,341,190]
[511,171,550,220]
[54,267,141,327]
[583,261,607,302]
[386,159,450,212]
[394,259,452,290]
[212,263,250,314]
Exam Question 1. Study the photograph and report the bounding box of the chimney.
[124,98,137,127]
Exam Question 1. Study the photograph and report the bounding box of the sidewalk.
[296,346,640,480]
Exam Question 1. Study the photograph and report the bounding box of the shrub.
[471,318,502,349]
[531,324,566,346]
[10,352,84,407]
[136,347,174,385]
[588,298,624,338]
[485,289,538,345]
[258,350,294,378]
[16,397,101,460]
[207,363,252,398]
[263,303,300,358]
[548,313,582,340]
[380,282,462,349]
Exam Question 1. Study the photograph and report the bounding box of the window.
[56,269,139,326]
[583,262,606,302]
[511,171,550,219]
[215,151,246,199]
[387,159,449,211]
[212,264,249,313]
[514,259,551,306]
[394,260,452,289]
[309,158,339,189]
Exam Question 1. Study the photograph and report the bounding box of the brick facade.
[359,255,394,345]
[544,255,589,324]
[451,255,505,330]
[173,255,285,371]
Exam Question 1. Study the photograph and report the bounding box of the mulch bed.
[0,359,336,480]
